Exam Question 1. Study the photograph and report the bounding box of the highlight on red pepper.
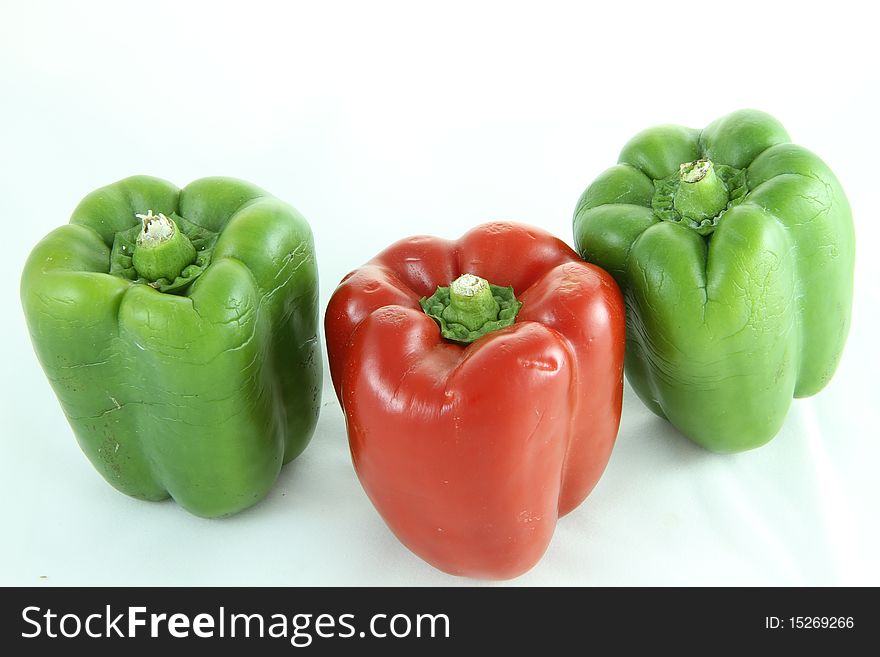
[325,222,626,579]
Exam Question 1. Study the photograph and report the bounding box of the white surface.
[1,0,878,586]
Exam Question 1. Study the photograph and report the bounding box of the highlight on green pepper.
[573,109,854,452]
[21,176,322,517]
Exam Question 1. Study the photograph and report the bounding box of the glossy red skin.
[325,222,625,579]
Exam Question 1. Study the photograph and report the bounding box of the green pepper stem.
[131,211,196,283]
[441,274,501,332]
[673,159,730,222]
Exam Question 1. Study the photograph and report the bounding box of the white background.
[1,0,878,585]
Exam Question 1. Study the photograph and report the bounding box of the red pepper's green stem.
[419,274,521,344]
[442,274,501,331]
[132,211,197,282]
[673,160,730,222]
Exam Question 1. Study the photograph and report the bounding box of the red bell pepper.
[325,222,625,578]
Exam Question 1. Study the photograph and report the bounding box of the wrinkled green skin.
[21,176,322,516]
[573,110,854,452]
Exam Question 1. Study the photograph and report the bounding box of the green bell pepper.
[573,110,854,452]
[21,176,322,516]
